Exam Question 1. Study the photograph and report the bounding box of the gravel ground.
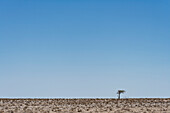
[0,98,170,113]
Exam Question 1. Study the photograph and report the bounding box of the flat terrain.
[0,98,170,113]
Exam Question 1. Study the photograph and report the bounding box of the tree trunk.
[118,93,120,99]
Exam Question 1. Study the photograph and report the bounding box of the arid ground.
[0,98,170,113]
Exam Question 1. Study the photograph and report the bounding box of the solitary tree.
[117,90,125,99]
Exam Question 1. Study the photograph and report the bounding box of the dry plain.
[0,98,170,113]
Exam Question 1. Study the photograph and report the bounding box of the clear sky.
[0,0,170,98]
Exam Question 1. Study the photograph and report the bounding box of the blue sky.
[0,0,170,98]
